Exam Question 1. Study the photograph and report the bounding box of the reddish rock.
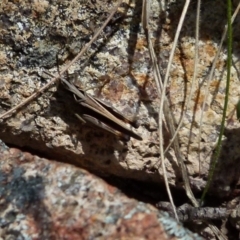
[0,141,201,239]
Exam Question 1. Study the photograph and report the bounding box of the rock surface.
[0,141,202,239]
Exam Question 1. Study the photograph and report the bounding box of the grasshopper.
[44,71,142,141]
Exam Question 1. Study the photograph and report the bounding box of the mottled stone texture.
[0,0,240,218]
[0,141,202,239]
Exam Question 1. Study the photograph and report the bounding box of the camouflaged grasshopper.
[61,77,143,141]
[44,71,142,141]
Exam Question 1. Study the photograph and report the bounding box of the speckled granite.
[0,141,202,239]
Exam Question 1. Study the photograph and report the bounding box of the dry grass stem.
[142,0,179,221]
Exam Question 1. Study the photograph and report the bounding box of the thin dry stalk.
[142,0,179,221]
[156,0,199,208]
